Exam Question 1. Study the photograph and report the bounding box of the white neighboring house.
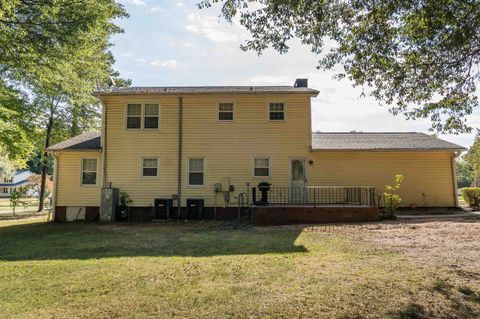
[0,170,35,198]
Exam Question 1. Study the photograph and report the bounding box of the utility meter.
[213,183,222,193]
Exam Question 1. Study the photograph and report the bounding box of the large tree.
[200,0,480,133]
[465,130,480,185]
[0,0,129,211]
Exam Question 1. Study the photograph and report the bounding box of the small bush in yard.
[460,187,480,208]
[382,174,404,219]
[9,188,28,216]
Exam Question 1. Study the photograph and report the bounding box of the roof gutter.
[310,148,466,152]
[93,91,319,97]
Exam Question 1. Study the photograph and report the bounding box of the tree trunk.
[38,109,54,212]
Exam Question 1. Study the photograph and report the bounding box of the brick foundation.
[251,206,380,226]
[54,206,67,222]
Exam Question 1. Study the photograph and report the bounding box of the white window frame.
[268,102,286,121]
[126,103,142,129]
[187,158,205,187]
[253,157,271,178]
[217,102,235,122]
[80,158,98,186]
[125,102,160,130]
[141,157,159,178]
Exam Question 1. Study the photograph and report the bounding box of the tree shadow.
[0,221,308,261]
[389,279,480,319]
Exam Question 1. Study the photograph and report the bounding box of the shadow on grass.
[0,221,307,261]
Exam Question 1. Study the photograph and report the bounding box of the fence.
[253,186,383,208]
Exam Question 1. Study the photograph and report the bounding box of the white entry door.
[290,159,307,203]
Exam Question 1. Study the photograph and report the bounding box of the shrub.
[382,174,404,219]
[460,187,480,207]
[9,188,28,216]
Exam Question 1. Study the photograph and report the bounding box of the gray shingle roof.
[312,132,465,151]
[94,86,319,96]
[47,132,101,151]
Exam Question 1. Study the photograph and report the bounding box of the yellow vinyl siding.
[103,94,312,206]
[55,151,102,207]
[308,151,456,207]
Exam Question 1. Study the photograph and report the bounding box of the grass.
[0,218,479,318]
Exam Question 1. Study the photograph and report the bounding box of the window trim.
[80,158,98,186]
[267,102,286,121]
[143,103,160,130]
[217,102,235,122]
[140,157,159,178]
[187,157,205,187]
[124,102,161,130]
[252,157,271,178]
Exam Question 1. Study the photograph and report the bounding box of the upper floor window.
[81,159,97,185]
[218,103,234,121]
[142,158,158,177]
[126,103,159,129]
[188,158,204,186]
[144,104,159,129]
[3,177,12,183]
[254,158,270,177]
[127,104,142,129]
[269,102,285,121]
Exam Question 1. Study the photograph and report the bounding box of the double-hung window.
[126,104,142,129]
[144,104,159,129]
[254,158,270,177]
[126,103,159,129]
[269,102,285,121]
[188,158,204,186]
[81,159,97,185]
[142,158,158,177]
[218,103,234,121]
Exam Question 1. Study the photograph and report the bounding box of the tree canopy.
[0,0,129,210]
[465,130,480,184]
[200,0,480,133]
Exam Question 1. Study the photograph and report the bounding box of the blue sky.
[112,0,477,149]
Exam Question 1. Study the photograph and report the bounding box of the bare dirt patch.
[302,217,480,272]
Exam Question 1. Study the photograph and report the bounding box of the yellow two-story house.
[47,79,465,223]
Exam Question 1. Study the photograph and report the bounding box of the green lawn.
[0,218,479,318]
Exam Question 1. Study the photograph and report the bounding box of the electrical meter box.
[220,177,230,191]
[100,188,119,222]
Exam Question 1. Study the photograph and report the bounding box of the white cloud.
[250,75,291,85]
[150,59,178,69]
[150,6,166,13]
[176,2,185,7]
[185,12,243,42]
[123,0,147,6]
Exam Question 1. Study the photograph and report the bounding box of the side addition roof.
[47,132,101,152]
[311,132,465,151]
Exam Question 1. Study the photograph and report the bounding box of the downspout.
[177,97,183,217]
[451,151,461,208]
[51,152,59,222]
[100,97,108,187]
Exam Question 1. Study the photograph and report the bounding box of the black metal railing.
[253,186,382,208]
